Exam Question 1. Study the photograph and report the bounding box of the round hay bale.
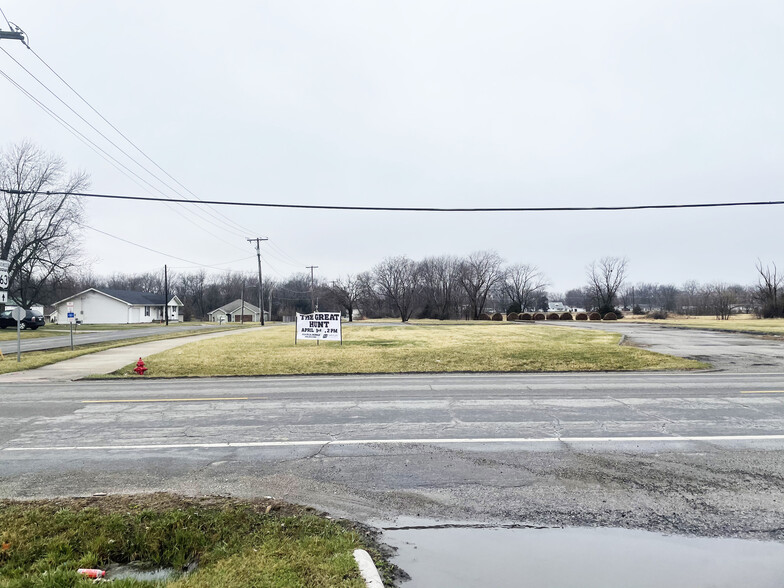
[588,312,602,320]
[479,313,491,321]
[576,312,588,321]
[492,312,504,321]
[559,312,573,320]
[533,312,546,321]
[546,312,560,320]
[520,312,532,321]
[603,312,618,320]
[507,312,519,321]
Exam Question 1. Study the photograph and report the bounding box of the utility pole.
[164,264,169,326]
[240,281,245,324]
[306,265,319,312]
[247,237,268,325]
[0,27,26,43]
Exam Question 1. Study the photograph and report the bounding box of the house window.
[144,306,150,316]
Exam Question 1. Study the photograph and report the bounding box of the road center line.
[5,434,784,452]
[81,397,252,403]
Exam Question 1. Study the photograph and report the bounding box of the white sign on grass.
[296,312,342,342]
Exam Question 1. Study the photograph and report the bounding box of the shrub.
[546,312,560,320]
[507,312,519,321]
[589,312,602,320]
[520,312,532,321]
[559,312,573,320]
[647,309,669,320]
[479,313,491,321]
[576,312,588,321]
[603,312,618,320]
[533,312,546,321]
[492,312,504,321]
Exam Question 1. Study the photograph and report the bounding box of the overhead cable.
[18,189,784,213]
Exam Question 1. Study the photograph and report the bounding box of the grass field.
[0,326,242,375]
[111,322,706,377]
[0,494,377,588]
[626,314,784,336]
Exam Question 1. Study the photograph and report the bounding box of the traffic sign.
[0,259,8,290]
[11,307,24,321]
[0,291,6,304]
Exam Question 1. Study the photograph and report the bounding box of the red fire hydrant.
[133,357,148,375]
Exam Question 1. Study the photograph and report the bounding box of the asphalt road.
[2,372,784,543]
[548,320,784,371]
[0,324,221,354]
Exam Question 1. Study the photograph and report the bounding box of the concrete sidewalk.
[0,327,264,383]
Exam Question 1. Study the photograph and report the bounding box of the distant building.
[207,299,268,323]
[52,289,183,324]
[548,301,567,312]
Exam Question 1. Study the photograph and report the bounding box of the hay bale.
[507,312,519,321]
[479,313,491,321]
[533,312,546,321]
[559,312,573,320]
[520,312,532,321]
[588,312,602,320]
[492,312,504,321]
[576,312,588,321]
[546,312,560,320]
[603,312,618,320]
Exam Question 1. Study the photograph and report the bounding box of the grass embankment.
[0,494,375,588]
[627,314,784,336]
[0,326,245,375]
[112,322,705,377]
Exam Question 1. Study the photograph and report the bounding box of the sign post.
[67,301,75,350]
[295,312,342,345]
[11,306,24,362]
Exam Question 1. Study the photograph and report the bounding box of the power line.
[16,189,784,213]
[0,64,245,251]
[24,44,261,238]
[84,225,254,271]
[0,46,252,243]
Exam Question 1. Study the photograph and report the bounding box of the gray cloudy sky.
[2,1,782,292]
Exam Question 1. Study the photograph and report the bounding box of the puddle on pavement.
[105,562,181,582]
[382,523,784,588]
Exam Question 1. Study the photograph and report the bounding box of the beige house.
[207,299,266,323]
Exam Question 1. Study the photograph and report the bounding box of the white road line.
[5,434,784,452]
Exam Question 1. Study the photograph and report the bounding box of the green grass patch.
[0,494,371,588]
[109,322,706,378]
[0,326,243,375]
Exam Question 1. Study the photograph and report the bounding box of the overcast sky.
[2,1,782,292]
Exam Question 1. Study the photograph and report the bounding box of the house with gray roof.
[52,288,183,324]
[207,299,266,323]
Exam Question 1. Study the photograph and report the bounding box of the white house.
[4,300,45,315]
[52,288,184,324]
[207,299,267,323]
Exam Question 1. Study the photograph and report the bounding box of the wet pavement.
[383,522,784,587]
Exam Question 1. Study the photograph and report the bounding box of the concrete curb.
[353,549,384,587]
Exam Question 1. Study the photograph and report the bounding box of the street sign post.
[67,301,75,350]
[11,306,24,362]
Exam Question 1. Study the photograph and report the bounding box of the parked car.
[0,309,46,330]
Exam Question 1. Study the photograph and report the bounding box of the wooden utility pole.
[247,237,268,325]
[306,265,319,312]
[164,264,169,326]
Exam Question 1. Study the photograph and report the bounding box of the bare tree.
[419,255,461,319]
[708,282,739,320]
[503,263,548,312]
[754,260,783,318]
[586,257,628,314]
[0,141,89,308]
[459,250,504,319]
[329,274,361,321]
[373,256,421,322]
